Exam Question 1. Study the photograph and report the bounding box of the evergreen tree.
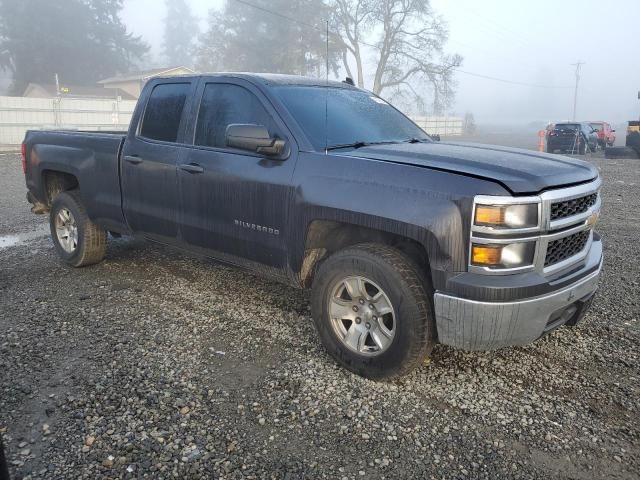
[163,0,198,67]
[196,0,339,77]
[0,0,148,95]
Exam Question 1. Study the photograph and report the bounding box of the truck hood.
[339,141,599,194]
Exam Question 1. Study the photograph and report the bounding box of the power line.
[229,0,573,90]
[453,69,572,89]
[233,0,318,29]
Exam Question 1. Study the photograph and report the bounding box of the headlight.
[474,203,538,229]
[471,242,536,269]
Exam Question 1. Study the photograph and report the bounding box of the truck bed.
[23,129,128,233]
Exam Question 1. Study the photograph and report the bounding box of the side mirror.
[225,124,286,156]
[431,134,441,142]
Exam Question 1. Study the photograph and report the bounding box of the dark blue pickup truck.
[23,73,603,379]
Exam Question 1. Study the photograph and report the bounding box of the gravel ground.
[1,150,638,479]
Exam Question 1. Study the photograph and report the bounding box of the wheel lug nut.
[359,299,365,305]
[355,317,362,324]
[369,304,374,309]
[365,322,371,329]
[372,316,377,321]
[352,306,359,312]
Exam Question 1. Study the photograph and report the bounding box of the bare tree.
[332,0,462,110]
[333,0,374,88]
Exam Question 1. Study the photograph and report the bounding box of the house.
[22,83,136,100]
[97,66,195,99]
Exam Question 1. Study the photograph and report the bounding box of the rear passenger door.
[177,79,297,270]
[121,80,196,242]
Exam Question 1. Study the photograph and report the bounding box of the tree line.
[0,0,462,113]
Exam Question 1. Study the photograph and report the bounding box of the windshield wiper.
[325,140,399,151]
[404,137,429,143]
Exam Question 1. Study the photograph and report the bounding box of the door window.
[140,83,190,142]
[195,83,279,148]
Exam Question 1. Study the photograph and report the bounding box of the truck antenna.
[324,19,329,155]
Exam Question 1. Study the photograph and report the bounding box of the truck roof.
[152,72,356,89]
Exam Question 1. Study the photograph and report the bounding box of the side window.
[195,83,279,148]
[140,83,190,142]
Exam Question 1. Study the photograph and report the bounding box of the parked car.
[547,122,600,154]
[22,73,603,380]
[589,121,616,148]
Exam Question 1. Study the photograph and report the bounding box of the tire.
[49,190,107,267]
[311,243,435,380]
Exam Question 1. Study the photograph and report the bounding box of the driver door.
[177,79,297,270]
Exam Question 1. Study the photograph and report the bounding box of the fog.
[120,0,639,127]
[1,0,637,128]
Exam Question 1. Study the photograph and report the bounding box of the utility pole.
[571,61,584,121]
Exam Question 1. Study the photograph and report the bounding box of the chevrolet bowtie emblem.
[586,211,599,227]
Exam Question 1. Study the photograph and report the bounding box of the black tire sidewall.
[50,192,88,266]
[312,248,433,379]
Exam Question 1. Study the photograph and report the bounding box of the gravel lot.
[1,150,638,479]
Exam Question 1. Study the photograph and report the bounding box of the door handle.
[179,163,204,174]
[124,155,143,165]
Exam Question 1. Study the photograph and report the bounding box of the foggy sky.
[121,0,640,125]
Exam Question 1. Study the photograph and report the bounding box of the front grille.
[550,193,597,221]
[545,230,590,267]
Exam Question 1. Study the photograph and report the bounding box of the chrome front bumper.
[434,244,602,351]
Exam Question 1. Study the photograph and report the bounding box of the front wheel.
[311,243,435,380]
[50,190,107,267]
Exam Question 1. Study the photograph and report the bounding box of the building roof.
[97,66,195,84]
[23,83,136,100]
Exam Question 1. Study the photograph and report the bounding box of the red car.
[589,121,616,147]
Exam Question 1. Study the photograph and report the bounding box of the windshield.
[274,86,431,151]
[589,123,603,131]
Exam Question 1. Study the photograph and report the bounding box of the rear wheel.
[311,243,435,380]
[50,190,107,267]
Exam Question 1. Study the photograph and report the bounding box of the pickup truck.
[23,73,603,380]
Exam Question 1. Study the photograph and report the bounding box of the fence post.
[53,96,61,127]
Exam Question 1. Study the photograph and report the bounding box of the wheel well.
[300,220,431,287]
[42,170,79,206]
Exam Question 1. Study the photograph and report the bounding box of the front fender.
[290,152,509,290]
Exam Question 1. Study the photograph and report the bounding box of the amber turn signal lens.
[474,205,505,226]
[471,245,502,266]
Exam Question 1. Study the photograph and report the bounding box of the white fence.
[0,95,136,148]
[0,95,463,149]
[410,116,464,136]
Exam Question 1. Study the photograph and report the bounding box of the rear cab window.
[140,83,191,142]
[554,124,580,131]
